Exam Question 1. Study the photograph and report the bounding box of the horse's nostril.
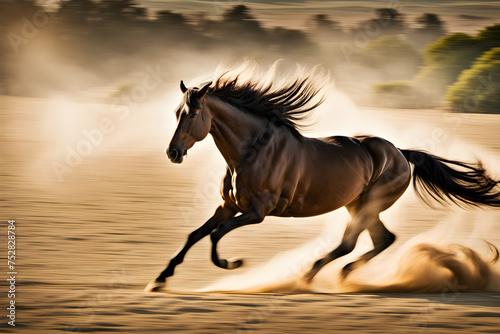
[169,149,179,160]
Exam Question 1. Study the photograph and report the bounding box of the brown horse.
[146,65,500,292]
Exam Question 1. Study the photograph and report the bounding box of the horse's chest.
[225,165,295,213]
[226,171,259,211]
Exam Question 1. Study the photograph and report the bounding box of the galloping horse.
[146,64,500,292]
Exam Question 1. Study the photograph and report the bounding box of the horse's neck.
[206,95,265,169]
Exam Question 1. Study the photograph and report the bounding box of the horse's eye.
[190,113,197,118]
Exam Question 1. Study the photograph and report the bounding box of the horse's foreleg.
[340,219,395,279]
[210,198,272,269]
[146,204,236,291]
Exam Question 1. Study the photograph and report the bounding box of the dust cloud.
[199,213,500,294]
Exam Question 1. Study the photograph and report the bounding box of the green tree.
[415,33,479,91]
[414,24,500,103]
[446,48,500,113]
[476,24,500,51]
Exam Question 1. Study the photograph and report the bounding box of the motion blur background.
[1,1,500,333]
[2,0,500,110]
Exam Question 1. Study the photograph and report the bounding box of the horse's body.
[220,132,406,218]
[146,65,500,292]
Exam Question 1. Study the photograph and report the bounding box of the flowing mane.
[202,62,328,138]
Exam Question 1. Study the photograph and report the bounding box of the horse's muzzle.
[166,147,186,164]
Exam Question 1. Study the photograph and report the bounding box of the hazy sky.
[137,0,500,33]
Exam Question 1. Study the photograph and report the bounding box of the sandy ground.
[1,94,500,333]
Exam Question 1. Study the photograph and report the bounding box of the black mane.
[202,67,326,138]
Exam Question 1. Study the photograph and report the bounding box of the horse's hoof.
[227,258,244,269]
[145,280,166,292]
[303,271,315,284]
[340,263,355,280]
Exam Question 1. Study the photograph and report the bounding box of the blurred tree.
[476,24,500,51]
[270,27,315,54]
[308,14,345,41]
[417,13,445,30]
[153,10,201,44]
[408,13,446,49]
[353,36,422,81]
[371,24,500,108]
[223,4,254,22]
[0,0,44,93]
[222,5,265,37]
[414,33,480,102]
[156,10,188,27]
[98,0,147,22]
[446,47,500,113]
[358,8,406,36]
[57,0,96,24]
[371,82,425,108]
[209,5,268,47]
[414,25,500,102]
[0,0,40,26]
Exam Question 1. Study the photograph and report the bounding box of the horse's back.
[311,135,370,159]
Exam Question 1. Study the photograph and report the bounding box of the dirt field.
[1,94,500,333]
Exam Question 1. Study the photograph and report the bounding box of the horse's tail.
[400,149,500,207]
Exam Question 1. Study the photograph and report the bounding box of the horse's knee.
[342,242,356,254]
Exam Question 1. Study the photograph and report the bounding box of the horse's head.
[167,81,212,164]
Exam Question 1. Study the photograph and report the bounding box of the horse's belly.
[275,193,353,217]
[274,162,370,217]
[276,202,345,217]
[274,177,366,217]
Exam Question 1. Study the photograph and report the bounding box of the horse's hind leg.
[340,219,395,279]
[304,146,410,283]
[340,154,410,279]
[303,213,376,283]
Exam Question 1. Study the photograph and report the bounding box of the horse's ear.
[195,82,212,99]
[180,80,187,93]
